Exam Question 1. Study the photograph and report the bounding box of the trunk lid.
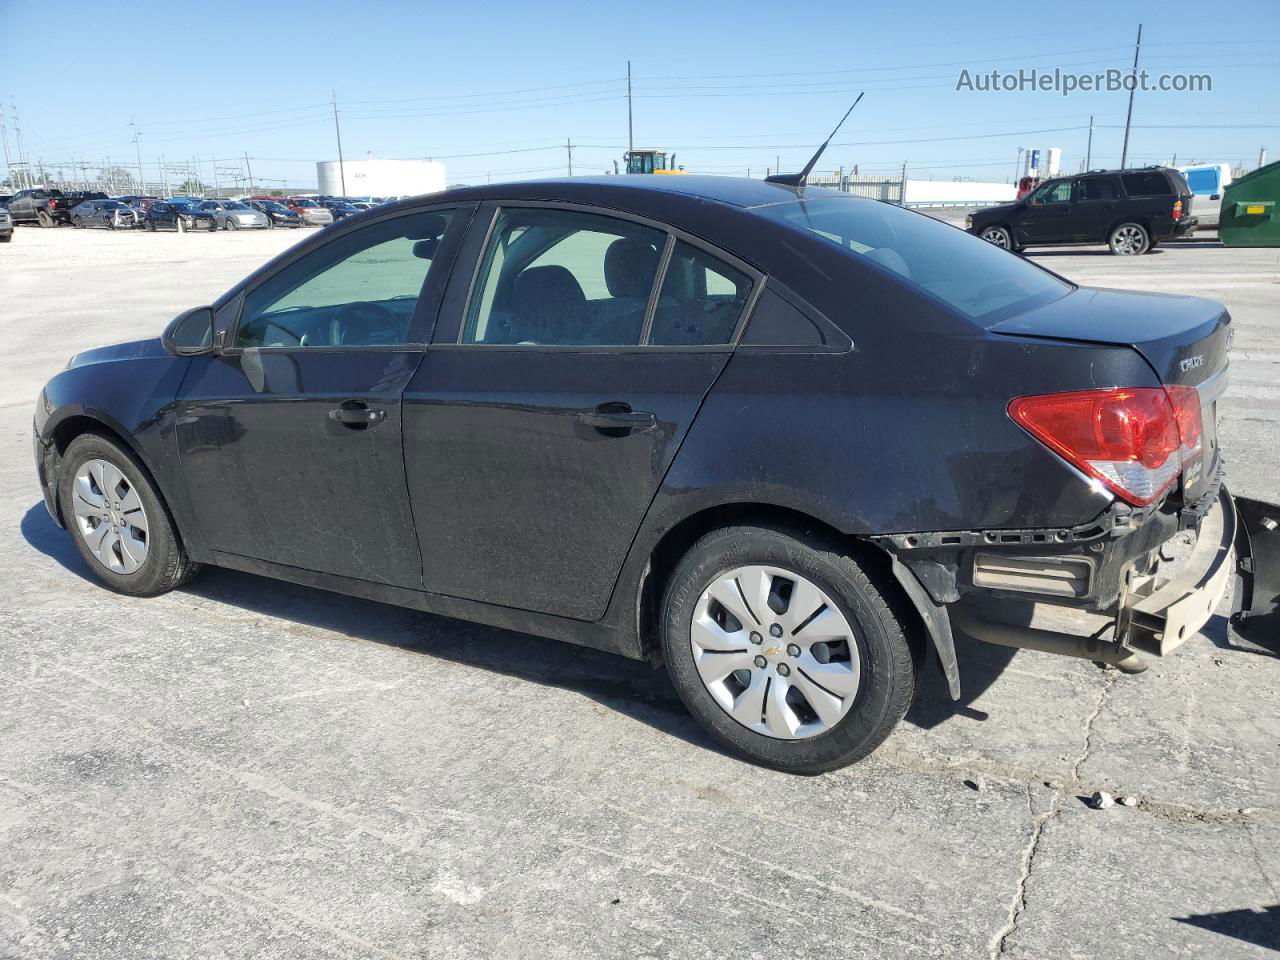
[991,286,1231,500]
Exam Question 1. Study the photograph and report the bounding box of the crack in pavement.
[989,669,1119,960]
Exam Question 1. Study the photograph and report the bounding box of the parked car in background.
[967,167,1196,255]
[285,196,334,226]
[198,199,270,230]
[0,205,12,242]
[33,176,1266,773]
[144,200,217,232]
[71,199,138,230]
[320,199,362,221]
[1176,163,1232,230]
[8,189,109,227]
[244,199,303,228]
[0,194,13,207]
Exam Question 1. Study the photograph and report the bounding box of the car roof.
[398,175,812,214]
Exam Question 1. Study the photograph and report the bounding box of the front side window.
[463,209,665,345]
[754,195,1070,324]
[235,210,453,348]
[1032,180,1072,204]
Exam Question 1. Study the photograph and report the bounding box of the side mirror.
[162,305,217,356]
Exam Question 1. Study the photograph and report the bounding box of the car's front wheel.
[58,433,200,596]
[1109,222,1150,255]
[980,224,1014,250]
[661,524,918,773]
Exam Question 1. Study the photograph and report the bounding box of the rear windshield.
[753,195,1070,324]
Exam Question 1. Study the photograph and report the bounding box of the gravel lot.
[1,224,1277,959]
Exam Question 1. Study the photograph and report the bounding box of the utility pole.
[1085,115,1094,170]
[331,90,347,195]
[11,100,28,188]
[626,60,634,156]
[160,155,167,196]
[1260,146,1269,170]
[131,121,144,194]
[1120,24,1142,169]
[566,138,573,176]
[900,159,908,205]
[244,153,255,196]
[0,103,12,189]
[1013,146,1023,184]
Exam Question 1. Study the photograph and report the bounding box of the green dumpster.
[1219,160,1280,247]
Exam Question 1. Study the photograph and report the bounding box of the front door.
[1013,179,1075,244]
[175,206,466,588]
[404,205,759,620]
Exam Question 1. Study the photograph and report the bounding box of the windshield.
[170,201,195,210]
[102,201,128,209]
[292,198,317,208]
[261,202,288,212]
[223,201,248,210]
[753,195,1070,324]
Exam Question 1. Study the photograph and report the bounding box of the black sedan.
[71,199,138,230]
[320,199,362,221]
[245,199,303,228]
[144,199,217,232]
[32,176,1271,772]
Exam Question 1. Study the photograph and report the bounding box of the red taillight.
[1009,386,1203,505]
[1173,199,1183,220]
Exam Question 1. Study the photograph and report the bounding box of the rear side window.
[649,241,752,346]
[754,196,1069,325]
[464,208,665,346]
[1121,172,1173,197]
[1077,177,1117,201]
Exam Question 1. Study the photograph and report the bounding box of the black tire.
[660,523,919,773]
[72,216,83,228]
[146,220,156,232]
[58,433,200,597]
[1109,221,1150,256]
[0,233,11,242]
[37,210,53,228]
[979,224,1014,250]
[226,217,238,231]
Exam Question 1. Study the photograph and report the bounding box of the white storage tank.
[316,158,446,198]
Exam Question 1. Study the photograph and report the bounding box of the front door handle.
[328,399,386,428]
[577,403,656,434]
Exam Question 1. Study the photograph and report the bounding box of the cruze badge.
[1179,355,1205,373]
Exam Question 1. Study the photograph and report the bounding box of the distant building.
[316,157,446,198]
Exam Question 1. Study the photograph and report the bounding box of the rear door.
[175,205,470,587]
[403,203,760,620]
[1072,175,1121,242]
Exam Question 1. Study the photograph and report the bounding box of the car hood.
[68,337,167,370]
[973,202,1019,221]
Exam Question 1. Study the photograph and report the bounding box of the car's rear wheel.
[1109,222,1150,255]
[146,220,156,232]
[661,524,918,773]
[37,210,54,228]
[72,216,84,228]
[226,217,238,230]
[59,433,200,596]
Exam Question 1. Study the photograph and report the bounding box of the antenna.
[766,92,864,190]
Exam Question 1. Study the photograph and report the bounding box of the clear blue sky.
[4,0,1278,189]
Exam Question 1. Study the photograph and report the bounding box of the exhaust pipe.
[950,607,1148,673]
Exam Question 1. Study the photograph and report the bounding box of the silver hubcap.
[981,227,1009,248]
[1113,225,1146,254]
[691,566,861,740]
[71,459,149,574]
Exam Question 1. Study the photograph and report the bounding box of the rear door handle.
[328,399,386,427]
[577,403,656,434]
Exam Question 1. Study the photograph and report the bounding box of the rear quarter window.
[1120,172,1174,197]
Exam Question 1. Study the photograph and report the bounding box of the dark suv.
[967,167,1197,255]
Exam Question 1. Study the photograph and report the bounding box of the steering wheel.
[329,301,398,346]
